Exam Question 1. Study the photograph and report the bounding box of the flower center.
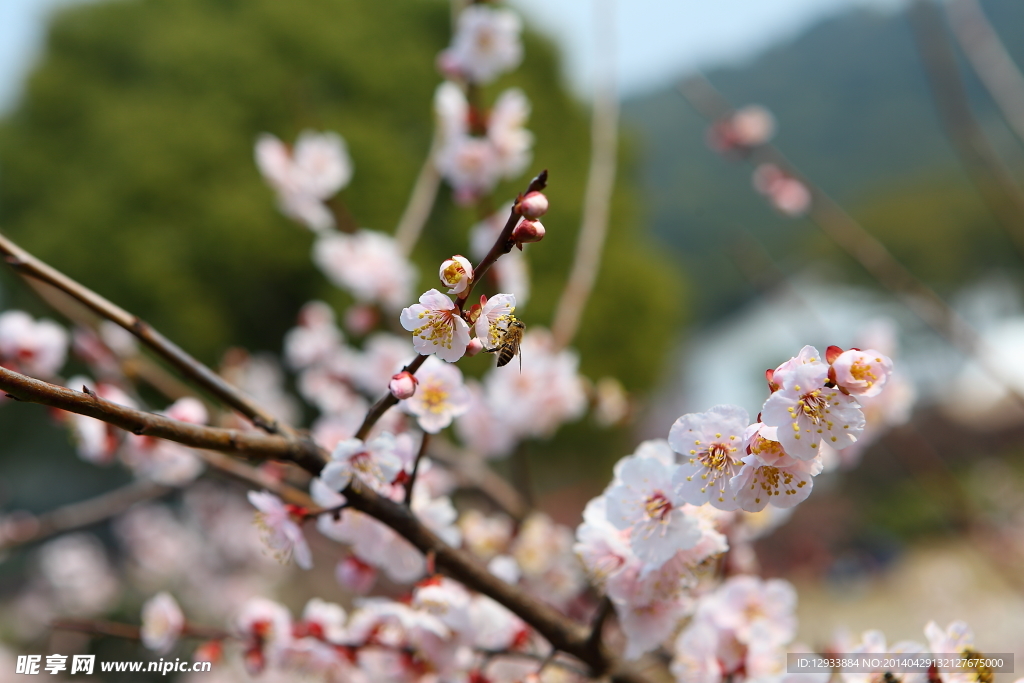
[699,442,736,470]
[798,390,828,424]
[442,262,467,285]
[413,310,457,350]
[644,492,673,521]
[849,360,877,386]
[419,380,450,414]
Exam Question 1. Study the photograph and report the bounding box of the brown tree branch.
[454,170,549,313]
[679,74,1024,413]
[354,354,427,440]
[428,437,528,521]
[0,366,324,472]
[909,0,1024,258]
[0,232,295,437]
[0,480,172,553]
[947,0,1024,154]
[404,431,430,506]
[0,364,643,680]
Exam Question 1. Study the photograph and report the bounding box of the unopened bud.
[515,191,549,219]
[512,218,545,247]
[825,345,844,364]
[465,338,484,357]
[389,371,418,400]
[439,255,474,295]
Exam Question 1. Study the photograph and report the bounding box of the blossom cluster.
[434,5,533,203]
[573,344,894,659]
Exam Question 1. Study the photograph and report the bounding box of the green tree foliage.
[0,0,684,397]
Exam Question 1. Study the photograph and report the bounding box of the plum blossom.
[319,433,404,492]
[842,630,928,683]
[483,330,587,438]
[753,163,811,217]
[701,575,797,647]
[440,255,474,295]
[474,293,517,350]
[438,5,523,84]
[832,348,894,398]
[255,131,352,231]
[336,555,377,595]
[64,376,137,464]
[433,83,533,202]
[37,534,119,618]
[708,104,776,153]
[668,405,750,509]
[283,301,343,371]
[246,491,313,570]
[140,592,185,654]
[605,455,700,567]
[488,88,533,177]
[574,496,633,586]
[761,349,865,461]
[925,621,983,683]
[314,229,415,310]
[0,310,68,378]
[731,424,823,512]
[401,289,472,362]
[400,357,471,433]
[300,598,347,644]
[235,597,294,674]
[454,380,518,459]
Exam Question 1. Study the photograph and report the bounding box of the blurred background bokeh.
[1,0,1024,676]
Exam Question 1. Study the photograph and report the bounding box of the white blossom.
[439,6,523,84]
[401,289,472,363]
[247,490,313,570]
[668,405,750,510]
[0,310,68,377]
[314,229,416,311]
[141,592,185,654]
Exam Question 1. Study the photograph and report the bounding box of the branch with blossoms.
[2,4,1016,683]
[680,74,1024,413]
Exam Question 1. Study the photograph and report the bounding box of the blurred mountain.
[623,0,1024,321]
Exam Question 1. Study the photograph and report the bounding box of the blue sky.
[0,0,903,112]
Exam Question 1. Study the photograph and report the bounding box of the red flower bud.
[515,191,549,219]
[512,218,545,247]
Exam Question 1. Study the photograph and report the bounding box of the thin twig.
[0,232,295,437]
[454,170,549,314]
[51,618,229,642]
[0,366,325,472]
[428,437,528,520]
[354,354,427,440]
[394,133,444,256]
[947,0,1024,148]
[193,449,314,507]
[550,0,619,350]
[0,364,641,680]
[0,480,172,553]
[909,0,1024,258]
[679,75,1024,412]
[404,431,430,506]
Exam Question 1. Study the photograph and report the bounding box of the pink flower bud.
[389,371,418,400]
[465,338,484,357]
[336,556,377,595]
[515,191,549,219]
[439,255,474,295]
[344,304,378,336]
[511,218,545,246]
